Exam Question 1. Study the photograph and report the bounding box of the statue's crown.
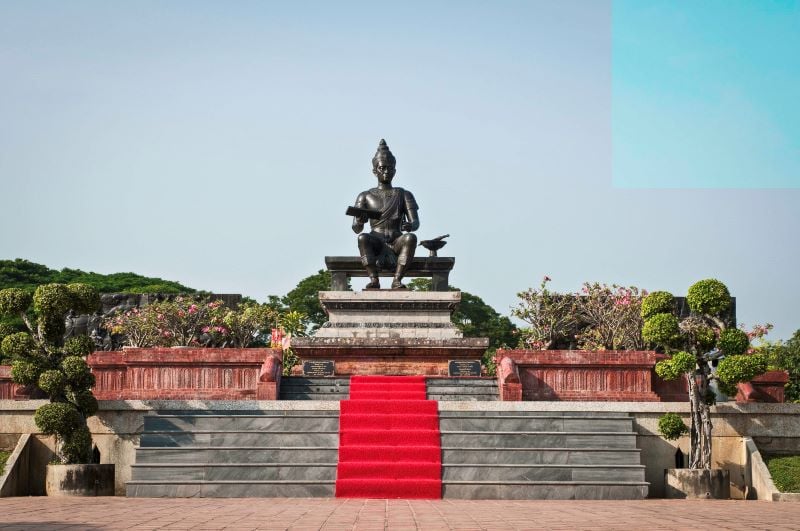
[372,138,396,167]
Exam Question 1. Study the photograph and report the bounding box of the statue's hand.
[401,222,412,232]
[352,221,364,234]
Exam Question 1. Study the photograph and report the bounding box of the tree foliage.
[0,259,193,294]
[0,283,100,464]
[643,279,769,470]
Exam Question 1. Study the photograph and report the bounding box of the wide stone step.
[427,378,498,387]
[439,416,633,432]
[144,415,339,432]
[126,480,335,498]
[438,411,632,418]
[430,394,498,402]
[440,432,638,449]
[441,447,642,465]
[442,464,646,482]
[131,463,337,481]
[442,481,648,500]
[279,392,349,401]
[140,431,339,447]
[134,447,339,464]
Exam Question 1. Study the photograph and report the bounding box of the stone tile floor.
[1,498,799,530]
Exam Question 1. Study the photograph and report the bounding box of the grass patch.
[766,455,800,492]
[0,450,10,476]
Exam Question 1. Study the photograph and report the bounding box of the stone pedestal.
[292,291,488,376]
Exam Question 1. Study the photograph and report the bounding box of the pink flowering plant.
[214,302,279,348]
[513,276,580,350]
[575,283,647,351]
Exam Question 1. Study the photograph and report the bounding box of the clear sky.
[1,1,798,340]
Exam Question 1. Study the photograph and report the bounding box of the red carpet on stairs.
[335,375,442,499]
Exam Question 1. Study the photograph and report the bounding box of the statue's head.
[372,139,396,184]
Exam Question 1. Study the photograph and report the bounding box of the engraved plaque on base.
[448,360,481,377]
[303,360,335,377]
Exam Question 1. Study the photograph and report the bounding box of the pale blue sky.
[1,1,798,340]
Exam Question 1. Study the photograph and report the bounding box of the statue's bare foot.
[391,279,407,290]
[365,278,380,290]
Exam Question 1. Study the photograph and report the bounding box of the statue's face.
[373,160,396,184]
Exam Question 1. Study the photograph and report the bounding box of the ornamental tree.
[642,279,768,469]
[0,284,100,464]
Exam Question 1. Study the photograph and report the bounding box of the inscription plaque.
[448,360,481,377]
[303,360,335,377]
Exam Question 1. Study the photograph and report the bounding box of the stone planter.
[45,464,115,497]
[664,468,730,499]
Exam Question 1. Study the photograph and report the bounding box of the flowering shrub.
[513,277,646,351]
[575,283,646,351]
[106,298,279,349]
[513,277,580,350]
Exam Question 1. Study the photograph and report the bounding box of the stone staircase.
[427,378,498,401]
[126,410,339,497]
[439,411,648,499]
[279,377,350,400]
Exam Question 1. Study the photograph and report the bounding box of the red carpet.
[335,375,442,499]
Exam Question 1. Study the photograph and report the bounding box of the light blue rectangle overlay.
[613,0,800,188]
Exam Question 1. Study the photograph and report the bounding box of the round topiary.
[61,425,92,464]
[641,291,674,320]
[642,313,679,346]
[34,402,83,436]
[10,360,40,386]
[1,332,35,359]
[61,356,95,389]
[658,412,689,440]
[655,351,696,380]
[718,328,749,356]
[66,284,100,314]
[64,335,95,357]
[0,288,33,317]
[32,284,72,319]
[717,353,768,387]
[686,279,731,316]
[38,369,66,396]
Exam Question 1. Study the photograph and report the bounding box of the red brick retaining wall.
[86,348,282,400]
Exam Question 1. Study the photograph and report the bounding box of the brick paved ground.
[1,497,799,530]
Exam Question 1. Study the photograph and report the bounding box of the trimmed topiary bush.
[641,291,674,320]
[643,279,768,470]
[658,412,689,441]
[642,313,679,345]
[686,279,731,316]
[0,283,100,464]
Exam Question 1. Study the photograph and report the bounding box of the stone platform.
[292,290,488,376]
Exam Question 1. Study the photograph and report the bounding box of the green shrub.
[642,313,679,346]
[64,335,95,357]
[34,403,83,436]
[61,425,92,464]
[658,413,689,440]
[71,391,99,418]
[0,288,33,317]
[1,332,34,359]
[10,360,39,386]
[32,284,72,318]
[655,351,696,381]
[718,328,749,356]
[65,284,100,314]
[766,455,800,492]
[717,353,768,390]
[0,450,10,475]
[38,370,66,396]
[641,291,674,320]
[61,356,95,389]
[686,279,731,316]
